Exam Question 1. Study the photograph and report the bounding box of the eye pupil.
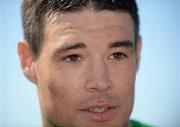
[66,55,80,62]
[110,52,127,61]
[70,55,78,61]
[113,53,123,59]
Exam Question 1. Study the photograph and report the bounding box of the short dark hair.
[21,0,139,58]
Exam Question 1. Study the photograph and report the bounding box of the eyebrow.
[54,42,86,55]
[109,40,134,49]
[53,40,134,58]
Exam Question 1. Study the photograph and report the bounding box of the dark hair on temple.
[21,0,140,58]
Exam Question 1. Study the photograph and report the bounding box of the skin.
[18,9,141,127]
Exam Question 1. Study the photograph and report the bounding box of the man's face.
[30,10,140,127]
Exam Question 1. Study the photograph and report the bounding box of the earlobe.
[18,40,37,84]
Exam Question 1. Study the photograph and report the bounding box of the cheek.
[109,62,136,118]
[109,61,136,101]
[37,69,74,117]
[110,61,136,87]
[42,68,86,117]
[37,60,88,106]
[39,77,77,127]
[47,75,76,107]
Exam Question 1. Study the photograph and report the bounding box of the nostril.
[84,78,113,92]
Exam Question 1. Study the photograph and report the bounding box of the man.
[18,0,151,127]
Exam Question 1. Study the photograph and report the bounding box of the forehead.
[44,9,135,42]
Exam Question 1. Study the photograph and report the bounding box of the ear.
[135,36,142,71]
[18,40,37,84]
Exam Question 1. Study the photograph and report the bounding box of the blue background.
[0,0,180,126]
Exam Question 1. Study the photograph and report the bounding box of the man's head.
[18,0,141,127]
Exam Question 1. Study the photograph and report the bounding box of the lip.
[78,104,118,122]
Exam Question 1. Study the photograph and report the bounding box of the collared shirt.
[129,119,153,127]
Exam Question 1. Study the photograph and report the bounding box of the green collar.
[129,119,153,127]
[48,116,153,127]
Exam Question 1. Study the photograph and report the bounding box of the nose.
[84,59,113,93]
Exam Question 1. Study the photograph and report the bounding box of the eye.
[63,54,81,63]
[109,52,127,61]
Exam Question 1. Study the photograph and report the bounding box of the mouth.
[78,104,118,122]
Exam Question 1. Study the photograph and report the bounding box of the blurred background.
[0,0,180,126]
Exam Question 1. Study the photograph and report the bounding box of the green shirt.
[129,119,153,127]
[48,116,153,127]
